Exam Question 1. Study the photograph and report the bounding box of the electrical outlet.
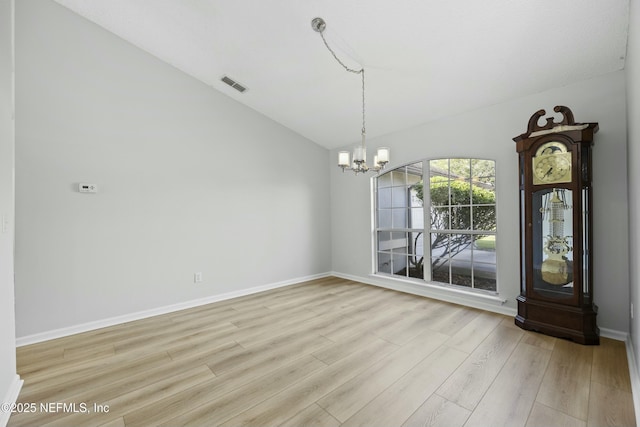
[194,272,203,283]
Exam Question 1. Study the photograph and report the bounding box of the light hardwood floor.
[8,277,636,427]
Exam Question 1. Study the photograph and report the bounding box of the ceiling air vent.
[221,75,247,93]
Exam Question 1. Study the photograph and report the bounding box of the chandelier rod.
[317,30,362,75]
[315,22,366,138]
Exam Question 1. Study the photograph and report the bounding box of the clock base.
[515,295,599,345]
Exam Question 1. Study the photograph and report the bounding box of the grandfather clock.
[513,106,599,345]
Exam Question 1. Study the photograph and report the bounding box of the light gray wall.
[627,0,640,371]
[0,0,18,409]
[14,0,331,338]
[331,71,630,333]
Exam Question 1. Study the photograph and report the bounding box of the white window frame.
[373,158,498,295]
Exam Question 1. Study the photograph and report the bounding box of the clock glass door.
[532,188,574,299]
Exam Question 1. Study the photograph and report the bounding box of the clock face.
[532,142,572,185]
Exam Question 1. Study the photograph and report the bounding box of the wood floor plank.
[18,343,116,379]
[371,309,438,346]
[144,323,239,356]
[382,293,437,312]
[262,288,345,312]
[591,337,632,392]
[427,305,482,336]
[166,336,242,362]
[194,336,336,396]
[206,332,333,375]
[526,402,586,427]
[463,342,552,427]
[40,365,215,427]
[344,306,425,342]
[316,314,372,343]
[279,404,341,427]
[63,342,116,360]
[191,301,272,320]
[218,337,400,427]
[342,291,411,322]
[10,356,217,426]
[223,281,328,312]
[187,281,310,314]
[401,394,470,427]
[9,364,214,427]
[17,342,106,377]
[317,330,450,422]
[193,299,342,351]
[97,417,125,427]
[113,320,238,354]
[18,350,173,402]
[536,339,593,420]
[16,346,64,369]
[129,355,326,427]
[166,306,240,324]
[35,321,169,363]
[233,309,346,348]
[329,284,389,305]
[312,332,386,365]
[341,345,468,427]
[44,315,176,354]
[587,381,636,427]
[230,305,317,329]
[520,330,557,350]
[164,310,246,333]
[305,295,361,316]
[165,357,326,427]
[436,325,523,410]
[443,311,503,353]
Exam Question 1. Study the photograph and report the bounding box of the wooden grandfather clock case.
[513,106,599,345]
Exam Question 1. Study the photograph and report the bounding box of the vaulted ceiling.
[53,0,630,149]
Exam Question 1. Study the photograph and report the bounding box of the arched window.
[374,159,497,292]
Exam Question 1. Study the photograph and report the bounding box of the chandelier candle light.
[311,17,389,174]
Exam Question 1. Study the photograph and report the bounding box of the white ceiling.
[53,0,630,149]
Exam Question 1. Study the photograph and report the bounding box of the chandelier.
[311,17,390,174]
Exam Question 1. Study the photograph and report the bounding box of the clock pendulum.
[540,189,572,286]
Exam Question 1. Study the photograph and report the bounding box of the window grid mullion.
[375,158,496,292]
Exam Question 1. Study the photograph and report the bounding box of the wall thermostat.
[78,183,98,193]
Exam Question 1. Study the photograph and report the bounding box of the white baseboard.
[16,272,331,347]
[600,327,629,342]
[0,375,23,427]
[626,336,640,427]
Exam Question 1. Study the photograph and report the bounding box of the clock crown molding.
[528,105,576,133]
[513,105,599,150]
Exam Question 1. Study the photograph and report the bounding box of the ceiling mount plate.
[311,17,326,33]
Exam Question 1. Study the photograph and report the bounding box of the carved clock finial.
[526,106,576,134]
[554,106,575,125]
